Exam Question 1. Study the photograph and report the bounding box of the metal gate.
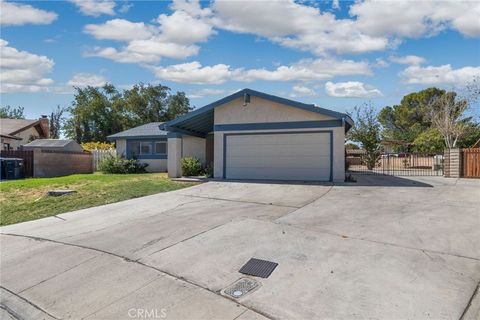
[347,152,443,176]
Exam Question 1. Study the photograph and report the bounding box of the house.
[107,122,169,172]
[108,89,353,182]
[380,140,410,153]
[0,116,49,150]
[23,139,84,153]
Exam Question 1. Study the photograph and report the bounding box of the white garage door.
[225,132,331,181]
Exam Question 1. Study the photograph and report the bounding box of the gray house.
[108,89,353,182]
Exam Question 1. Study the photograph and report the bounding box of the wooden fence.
[92,149,116,171]
[461,148,480,178]
[0,150,34,177]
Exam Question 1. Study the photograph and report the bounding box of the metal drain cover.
[223,278,259,299]
[239,258,278,278]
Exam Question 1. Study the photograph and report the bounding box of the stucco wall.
[214,96,334,125]
[182,135,206,165]
[116,139,127,157]
[140,159,167,172]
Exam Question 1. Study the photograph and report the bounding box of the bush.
[181,157,202,176]
[81,141,115,152]
[204,162,214,178]
[98,155,148,174]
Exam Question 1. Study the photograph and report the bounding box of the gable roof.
[0,118,49,138]
[107,122,168,140]
[162,88,353,136]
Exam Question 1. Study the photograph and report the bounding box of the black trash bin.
[0,158,25,180]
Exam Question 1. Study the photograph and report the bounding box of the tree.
[0,105,25,119]
[378,88,445,146]
[65,83,191,143]
[412,128,444,153]
[427,85,478,148]
[49,105,65,139]
[166,92,192,121]
[347,103,382,170]
[64,84,124,143]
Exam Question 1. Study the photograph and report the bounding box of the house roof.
[0,133,22,140]
[107,122,168,140]
[162,88,354,137]
[0,118,49,138]
[23,139,75,148]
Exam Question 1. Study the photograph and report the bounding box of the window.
[155,141,167,155]
[140,142,152,155]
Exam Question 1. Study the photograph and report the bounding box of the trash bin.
[0,158,25,180]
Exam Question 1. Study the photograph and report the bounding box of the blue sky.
[1,0,479,119]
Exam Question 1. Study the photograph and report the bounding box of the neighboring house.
[108,89,354,182]
[107,122,169,172]
[22,139,84,152]
[0,116,49,150]
[380,140,410,153]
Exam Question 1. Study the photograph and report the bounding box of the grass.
[0,173,197,226]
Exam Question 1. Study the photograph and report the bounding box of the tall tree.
[65,83,191,143]
[378,88,445,146]
[166,92,192,121]
[49,106,66,139]
[64,84,123,143]
[427,87,478,148]
[0,105,25,119]
[347,103,382,170]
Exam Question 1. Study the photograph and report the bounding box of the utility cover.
[223,278,259,299]
[239,258,278,278]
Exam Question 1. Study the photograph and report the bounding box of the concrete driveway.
[1,176,479,319]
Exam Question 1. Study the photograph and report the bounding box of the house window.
[155,141,167,155]
[3,143,10,150]
[140,142,152,155]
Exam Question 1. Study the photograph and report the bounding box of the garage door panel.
[225,132,331,181]
[228,156,331,168]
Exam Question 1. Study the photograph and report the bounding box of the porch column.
[167,134,182,178]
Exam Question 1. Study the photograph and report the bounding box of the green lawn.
[0,173,197,226]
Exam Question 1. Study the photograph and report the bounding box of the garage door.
[225,132,331,181]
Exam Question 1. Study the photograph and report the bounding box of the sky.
[1,0,479,119]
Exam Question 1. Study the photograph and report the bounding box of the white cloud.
[84,19,153,41]
[400,64,480,85]
[389,55,426,66]
[188,88,225,98]
[0,39,55,93]
[350,0,480,38]
[152,58,371,84]
[325,81,383,98]
[0,0,57,26]
[212,0,388,55]
[290,85,316,97]
[67,73,107,87]
[84,1,215,64]
[153,61,235,84]
[69,0,116,17]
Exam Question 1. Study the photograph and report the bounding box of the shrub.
[181,157,202,176]
[81,141,115,152]
[204,162,214,178]
[98,155,148,174]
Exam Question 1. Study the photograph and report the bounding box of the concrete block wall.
[444,148,460,178]
[33,149,93,178]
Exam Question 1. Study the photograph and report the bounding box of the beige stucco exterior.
[214,96,335,124]
[115,139,127,157]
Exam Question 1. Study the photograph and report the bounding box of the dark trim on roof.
[163,88,354,134]
[0,133,22,140]
[214,119,343,132]
[107,135,167,141]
